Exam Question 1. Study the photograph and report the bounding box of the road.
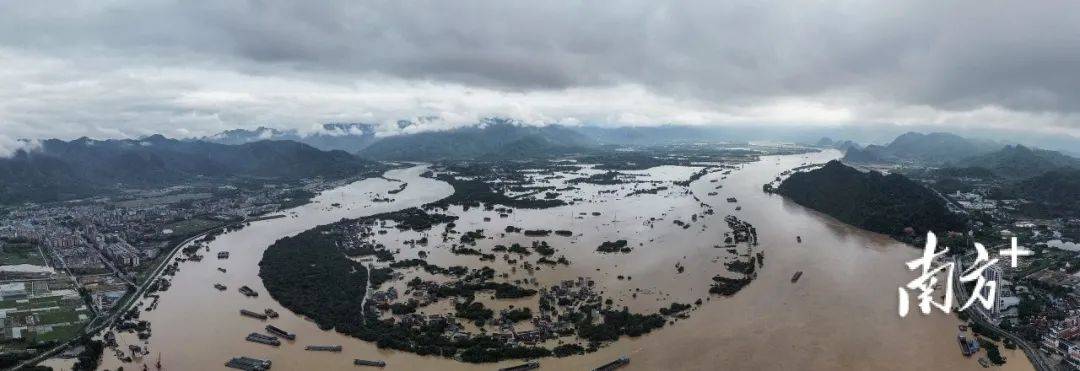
[953,256,1057,371]
[8,222,237,370]
[360,262,373,316]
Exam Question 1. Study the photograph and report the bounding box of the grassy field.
[0,291,91,347]
[29,323,82,343]
[0,242,47,266]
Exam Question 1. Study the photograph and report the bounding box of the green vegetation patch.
[0,241,47,266]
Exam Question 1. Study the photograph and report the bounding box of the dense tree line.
[778,161,966,239]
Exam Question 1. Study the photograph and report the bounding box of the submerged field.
[259,152,763,362]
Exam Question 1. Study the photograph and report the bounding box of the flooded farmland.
[81,150,1033,371]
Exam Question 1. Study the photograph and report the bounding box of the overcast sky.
[2,1,1080,148]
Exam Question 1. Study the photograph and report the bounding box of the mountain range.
[0,135,382,204]
[204,123,378,153]
[841,132,1002,165]
[950,144,1080,179]
[357,119,595,160]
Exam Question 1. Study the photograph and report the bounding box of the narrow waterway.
[82,152,1032,371]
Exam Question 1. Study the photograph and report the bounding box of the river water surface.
[82,151,1032,371]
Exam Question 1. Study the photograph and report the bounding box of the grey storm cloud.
[1,0,1080,141]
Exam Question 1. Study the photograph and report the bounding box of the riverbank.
[83,154,1032,370]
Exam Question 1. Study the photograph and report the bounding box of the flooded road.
[88,151,1032,371]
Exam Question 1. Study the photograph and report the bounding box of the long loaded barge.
[245,333,281,346]
[499,361,540,371]
[225,356,272,370]
[305,345,343,352]
[354,359,387,367]
[594,356,630,371]
[265,325,296,340]
[240,309,268,320]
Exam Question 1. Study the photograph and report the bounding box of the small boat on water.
[594,356,630,371]
[217,267,227,273]
[791,271,803,283]
[354,359,386,367]
[958,333,979,356]
[239,286,258,297]
[499,361,539,371]
[264,308,279,318]
[214,283,226,291]
[796,236,802,243]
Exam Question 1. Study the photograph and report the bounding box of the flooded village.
[20,147,1026,371]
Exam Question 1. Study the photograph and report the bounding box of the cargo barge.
[240,309,268,320]
[245,333,280,347]
[265,325,295,340]
[225,356,272,370]
[305,345,343,352]
[239,286,259,297]
[354,359,387,367]
[499,361,539,371]
[594,356,630,371]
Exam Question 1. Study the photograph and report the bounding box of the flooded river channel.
[82,151,1032,371]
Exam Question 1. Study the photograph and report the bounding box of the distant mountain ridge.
[951,144,1080,179]
[0,136,383,204]
[205,123,378,153]
[842,132,1002,165]
[358,119,595,160]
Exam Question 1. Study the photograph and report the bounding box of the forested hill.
[0,135,384,204]
[777,160,966,239]
[952,144,1080,179]
[1003,169,1080,218]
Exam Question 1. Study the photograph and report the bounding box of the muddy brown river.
[63,150,1031,371]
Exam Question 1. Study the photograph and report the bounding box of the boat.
[226,356,272,370]
[594,356,630,371]
[796,236,802,243]
[958,333,979,357]
[264,308,279,318]
[499,361,540,371]
[305,345,343,352]
[353,359,387,367]
[245,333,280,346]
[218,251,230,259]
[240,309,268,320]
[265,325,295,340]
[217,267,227,273]
[155,353,161,370]
[791,271,803,283]
[735,206,742,211]
[239,286,259,297]
[214,283,226,291]
[726,197,737,203]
